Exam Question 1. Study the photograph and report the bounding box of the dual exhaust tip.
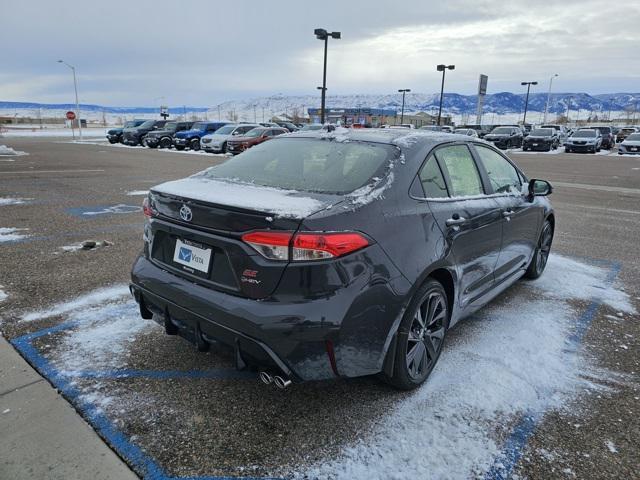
[259,371,292,389]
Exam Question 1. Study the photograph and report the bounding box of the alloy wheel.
[406,291,447,380]
[536,222,553,273]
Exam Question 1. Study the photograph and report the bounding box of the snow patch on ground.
[0,145,28,156]
[51,299,152,374]
[21,285,131,322]
[299,254,633,480]
[0,287,7,303]
[0,227,29,243]
[126,190,148,196]
[0,197,31,206]
[3,128,106,138]
[605,440,618,453]
[152,176,326,219]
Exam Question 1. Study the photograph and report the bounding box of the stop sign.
[66,111,76,120]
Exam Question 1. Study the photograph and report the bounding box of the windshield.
[622,128,636,133]
[301,125,323,131]
[191,122,206,130]
[163,122,177,131]
[626,133,640,141]
[243,128,267,138]
[198,138,398,194]
[138,120,155,128]
[124,121,136,128]
[214,125,236,135]
[531,128,553,136]
[491,127,512,134]
[573,130,597,138]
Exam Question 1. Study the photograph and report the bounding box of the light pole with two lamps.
[314,28,341,125]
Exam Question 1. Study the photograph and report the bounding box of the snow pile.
[126,190,149,196]
[3,128,107,138]
[300,254,633,480]
[21,285,131,322]
[0,197,31,206]
[0,145,28,156]
[0,227,29,243]
[0,287,7,303]
[152,177,326,219]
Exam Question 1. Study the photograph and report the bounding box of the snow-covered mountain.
[2,92,638,124]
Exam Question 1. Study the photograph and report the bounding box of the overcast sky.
[1,0,638,107]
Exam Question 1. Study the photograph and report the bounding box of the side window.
[418,154,448,198]
[207,125,217,132]
[434,145,484,197]
[475,145,522,194]
[238,126,253,134]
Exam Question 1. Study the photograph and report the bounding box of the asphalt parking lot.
[1,137,639,480]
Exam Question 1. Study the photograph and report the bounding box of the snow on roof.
[152,176,327,219]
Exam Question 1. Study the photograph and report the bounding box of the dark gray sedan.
[130,129,554,390]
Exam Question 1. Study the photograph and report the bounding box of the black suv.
[106,119,146,144]
[586,126,615,149]
[122,120,171,146]
[144,121,194,149]
[484,126,524,149]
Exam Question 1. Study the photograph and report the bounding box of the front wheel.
[384,279,449,390]
[175,145,185,151]
[160,137,172,149]
[108,138,118,144]
[190,138,201,151]
[525,220,553,279]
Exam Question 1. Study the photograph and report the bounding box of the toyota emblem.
[179,205,192,222]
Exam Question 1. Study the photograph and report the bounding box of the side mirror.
[528,179,553,198]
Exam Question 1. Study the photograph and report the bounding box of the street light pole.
[57,60,82,141]
[520,81,538,126]
[566,96,573,125]
[436,64,455,126]
[543,74,558,123]
[314,29,341,124]
[398,89,411,124]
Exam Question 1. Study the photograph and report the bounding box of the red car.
[226,127,288,155]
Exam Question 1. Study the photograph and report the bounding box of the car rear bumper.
[130,254,409,382]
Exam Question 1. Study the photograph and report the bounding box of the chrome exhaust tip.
[259,371,273,385]
[273,376,292,389]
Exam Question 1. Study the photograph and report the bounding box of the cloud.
[1,0,638,105]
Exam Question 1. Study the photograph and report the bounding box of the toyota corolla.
[130,130,554,390]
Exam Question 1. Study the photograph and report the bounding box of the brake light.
[241,231,369,261]
[142,197,155,218]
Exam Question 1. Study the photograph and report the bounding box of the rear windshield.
[492,127,512,134]
[138,120,155,128]
[199,138,398,194]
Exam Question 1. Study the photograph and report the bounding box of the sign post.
[476,74,488,125]
[160,105,169,120]
[66,111,77,140]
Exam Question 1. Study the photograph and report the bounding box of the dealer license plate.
[173,239,212,273]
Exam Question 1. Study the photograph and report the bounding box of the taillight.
[142,197,155,218]
[241,231,369,261]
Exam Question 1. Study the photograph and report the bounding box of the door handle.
[502,210,515,218]
[446,216,467,227]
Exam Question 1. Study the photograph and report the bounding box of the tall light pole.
[520,81,538,126]
[566,96,574,125]
[543,74,558,123]
[314,28,341,124]
[608,97,614,122]
[436,64,455,126]
[57,60,82,141]
[398,89,411,124]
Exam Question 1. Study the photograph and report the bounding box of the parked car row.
[106,119,297,153]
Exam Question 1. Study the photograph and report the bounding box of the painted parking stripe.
[10,258,622,480]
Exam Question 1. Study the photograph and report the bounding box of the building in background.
[307,107,396,126]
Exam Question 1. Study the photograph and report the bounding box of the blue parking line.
[11,323,274,480]
[484,258,621,480]
[10,258,623,480]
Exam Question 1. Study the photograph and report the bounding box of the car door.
[471,143,540,286]
[418,144,504,310]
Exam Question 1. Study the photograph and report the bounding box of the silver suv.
[201,123,260,154]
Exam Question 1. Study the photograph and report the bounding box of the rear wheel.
[139,136,147,147]
[175,145,185,151]
[108,138,118,144]
[525,219,553,279]
[385,279,449,390]
[190,138,201,151]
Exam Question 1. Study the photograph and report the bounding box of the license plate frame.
[173,238,212,274]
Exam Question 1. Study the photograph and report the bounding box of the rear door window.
[418,155,448,198]
[434,145,484,197]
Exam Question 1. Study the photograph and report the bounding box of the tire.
[523,146,528,151]
[221,141,227,153]
[566,147,571,153]
[160,137,172,149]
[190,138,201,151]
[108,138,118,144]
[524,219,553,279]
[175,145,185,151]
[384,279,449,390]
[139,136,146,147]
